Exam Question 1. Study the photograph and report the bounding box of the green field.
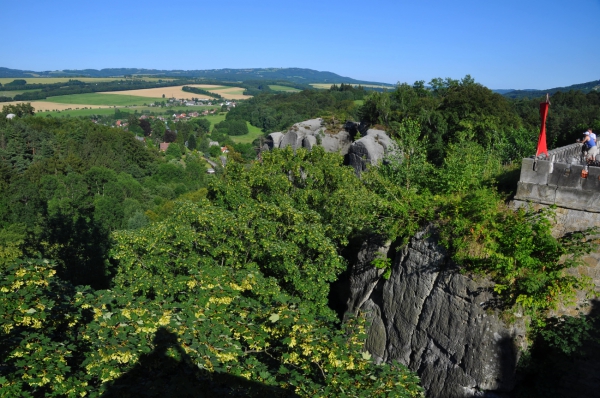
[217,87,246,95]
[0,77,173,85]
[205,113,227,130]
[42,93,165,106]
[0,89,42,97]
[230,122,264,144]
[268,85,301,92]
[354,100,364,106]
[199,85,229,90]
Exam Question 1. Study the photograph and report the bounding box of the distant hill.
[0,67,394,87]
[502,80,600,99]
[492,89,517,95]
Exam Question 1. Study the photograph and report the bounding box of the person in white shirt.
[587,128,596,141]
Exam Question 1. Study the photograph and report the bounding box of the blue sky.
[3,0,598,89]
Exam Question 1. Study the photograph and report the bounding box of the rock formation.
[345,229,527,398]
[264,118,396,175]
[347,129,396,174]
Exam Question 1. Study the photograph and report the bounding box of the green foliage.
[0,255,423,397]
[537,314,595,356]
[1,102,35,118]
[208,144,222,158]
[372,255,392,280]
[181,85,223,99]
[213,118,249,136]
[227,87,365,133]
[164,142,182,160]
[187,133,197,150]
[438,196,596,319]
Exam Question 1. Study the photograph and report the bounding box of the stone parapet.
[514,152,600,213]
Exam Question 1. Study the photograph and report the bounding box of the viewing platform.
[514,143,600,212]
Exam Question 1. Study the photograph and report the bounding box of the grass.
[37,108,118,117]
[0,89,42,97]
[230,122,264,144]
[269,85,301,92]
[354,100,364,106]
[41,93,165,106]
[205,113,227,130]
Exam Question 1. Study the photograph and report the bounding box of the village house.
[159,142,170,151]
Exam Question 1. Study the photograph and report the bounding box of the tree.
[165,142,182,160]
[139,119,152,136]
[1,103,35,117]
[187,134,197,150]
[208,144,221,158]
[163,130,176,143]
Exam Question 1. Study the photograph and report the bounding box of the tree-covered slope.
[503,79,600,99]
[0,67,393,86]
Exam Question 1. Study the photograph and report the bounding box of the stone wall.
[515,152,600,213]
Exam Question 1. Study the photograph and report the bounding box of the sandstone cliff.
[263,118,396,174]
[345,230,527,398]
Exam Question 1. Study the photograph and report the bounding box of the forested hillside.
[0,67,393,86]
[1,75,599,397]
[503,79,600,99]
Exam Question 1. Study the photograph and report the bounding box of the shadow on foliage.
[514,299,600,398]
[495,164,522,198]
[102,327,296,398]
[42,213,113,289]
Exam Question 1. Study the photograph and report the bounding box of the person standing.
[587,128,597,142]
[582,130,598,160]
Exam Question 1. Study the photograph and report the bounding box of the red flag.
[536,96,550,157]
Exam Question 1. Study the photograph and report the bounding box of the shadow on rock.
[514,299,600,398]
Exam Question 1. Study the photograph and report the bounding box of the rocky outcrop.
[265,119,393,161]
[347,129,397,174]
[346,229,527,398]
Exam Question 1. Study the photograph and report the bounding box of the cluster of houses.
[112,108,220,128]
[173,109,216,120]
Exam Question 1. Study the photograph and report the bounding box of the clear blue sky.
[3,0,599,89]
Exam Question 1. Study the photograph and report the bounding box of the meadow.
[268,85,301,92]
[41,93,165,106]
[230,122,264,144]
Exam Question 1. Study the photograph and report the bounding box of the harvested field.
[100,85,250,100]
[1,100,113,112]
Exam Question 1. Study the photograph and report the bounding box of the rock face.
[347,129,397,174]
[265,119,394,165]
[346,229,527,398]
